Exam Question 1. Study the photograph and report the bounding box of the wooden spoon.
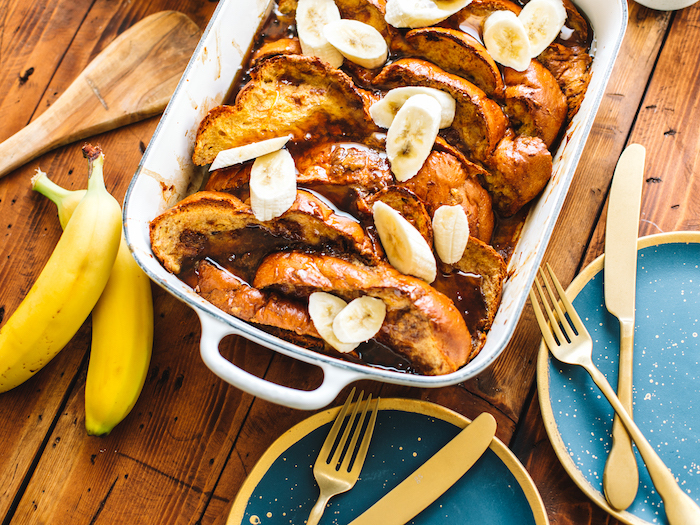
[0,10,201,179]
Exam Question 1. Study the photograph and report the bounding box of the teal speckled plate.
[226,398,548,525]
[538,232,700,525]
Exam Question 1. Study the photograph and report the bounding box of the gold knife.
[348,412,497,525]
[602,143,646,511]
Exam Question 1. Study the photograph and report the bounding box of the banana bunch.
[0,145,122,394]
[31,157,153,437]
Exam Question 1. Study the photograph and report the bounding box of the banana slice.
[308,292,359,353]
[385,0,472,29]
[483,10,531,72]
[369,86,456,129]
[209,135,292,171]
[323,20,388,69]
[373,200,437,282]
[249,149,297,221]
[385,93,442,182]
[432,205,470,264]
[519,0,567,57]
[296,0,344,68]
[332,296,387,344]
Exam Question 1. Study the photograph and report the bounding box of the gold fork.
[530,264,700,524]
[307,388,379,525]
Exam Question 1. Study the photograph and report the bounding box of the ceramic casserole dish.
[123,0,628,410]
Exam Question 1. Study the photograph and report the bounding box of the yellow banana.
[32,165,154,437]
[0,145,122,393]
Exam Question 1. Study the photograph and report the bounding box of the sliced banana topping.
[296,0,344,68]
[332,296,387,344]
[386,94,442,182]
[209,135,292,171]
[483,10,531,72]
[249,148,297,221]
[370,86,456,129]
[432,205,470,264]
[323,19,388,69]
[519,0,567,57]
[308,292,359,353]
[373,200,437,283]
[385,0,473,29]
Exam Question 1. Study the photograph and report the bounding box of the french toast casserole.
[149,0,593,375]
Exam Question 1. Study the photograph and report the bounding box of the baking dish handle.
[197,310,363,410]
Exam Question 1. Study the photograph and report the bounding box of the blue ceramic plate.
[538,232,700,525]
[226,398,548,525]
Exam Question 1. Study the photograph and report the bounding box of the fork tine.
[533,269,569,345]
[338,393,370,473]
[537,266,573,343]
[544,263,588,336]
[349,396,379,478]
[329,390,364,469]
[529,287,560,351]
[317,387,356,464]
[339,394,375,474]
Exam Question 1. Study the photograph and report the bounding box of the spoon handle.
[586,364,700,524]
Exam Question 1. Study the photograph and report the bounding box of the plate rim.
[226,398,549,525]
[536,230,700,524]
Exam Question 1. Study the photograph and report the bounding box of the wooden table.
[0,0,697,523]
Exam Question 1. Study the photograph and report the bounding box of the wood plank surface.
[0,0,698,523]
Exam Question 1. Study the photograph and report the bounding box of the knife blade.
[602,143,646,511]
[348,412,497,525]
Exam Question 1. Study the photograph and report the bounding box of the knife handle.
[603,320,639,510]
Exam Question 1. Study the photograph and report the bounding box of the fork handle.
[307,493,331,525]
[586,364,700,524]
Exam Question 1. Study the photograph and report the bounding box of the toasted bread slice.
[192,55,379,166]
[405,27,504,98]
[399,147,494,243]
[251,38,302,66]
[372,58,508,161]
[253,252,472,375]
[483,132,552,217]
[150,190,378,275]
[197,259,321,340]
[454,0,521,35]
[294,142,392,192]
[504,60,568,148]
[538,43,592,121]
[452,237,506,334]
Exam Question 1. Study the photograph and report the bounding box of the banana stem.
[31,169,86,229]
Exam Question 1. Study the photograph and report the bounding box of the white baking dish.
[123,0,627,410]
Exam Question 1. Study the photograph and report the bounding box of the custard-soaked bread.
[192,55,379,166]
[197,259,322,341]
[367,186,434,246]
[372,58,508,161]
[399,146,494,243]
[454,0,521,33]
[405,27,504,98]
[538,43,592,121]
[294,142,393,193]
[504,60,568,148]
[253,252,472,375]
[452,237,506,334]
[150,190,378,275]
[483,132,553,217]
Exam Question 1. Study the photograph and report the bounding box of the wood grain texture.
[0,11,201,178]
[1,0,698,523]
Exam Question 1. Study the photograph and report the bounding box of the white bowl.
[123,0,628,410]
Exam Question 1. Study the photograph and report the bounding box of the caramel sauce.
[432,271,487,336]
